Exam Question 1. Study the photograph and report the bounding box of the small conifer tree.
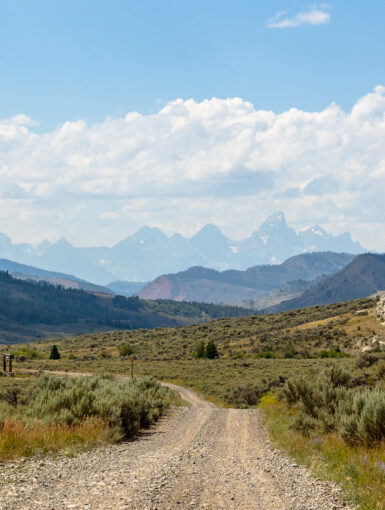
[194,340,206,359]
[205,341,219,359]
[49,345,61,360]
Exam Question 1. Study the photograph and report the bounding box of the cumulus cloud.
[266,6,331,28]
[0,87,385,249]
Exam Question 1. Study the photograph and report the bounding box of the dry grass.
[0,418,107,462]
[261,397,385,510]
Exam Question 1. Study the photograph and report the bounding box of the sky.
[0,0,385,250]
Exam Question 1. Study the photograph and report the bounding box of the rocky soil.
[0,383,354,510]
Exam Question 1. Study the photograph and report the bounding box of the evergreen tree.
[49,345,61,360]
[194,340,206,359]
[205,341,219,359]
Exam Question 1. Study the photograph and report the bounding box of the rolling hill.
[265,253,385,313]
[137,252,356,304]
[0,271,253,344]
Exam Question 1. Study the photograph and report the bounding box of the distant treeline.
[144,299,254,318]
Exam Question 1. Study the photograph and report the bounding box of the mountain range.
[0,212,364,284]
[265,253,385,313]
[136,252,356,304]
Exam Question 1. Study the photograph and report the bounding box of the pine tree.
[205,341,219,359]
[49,345,61,360]
[193,340,206,359]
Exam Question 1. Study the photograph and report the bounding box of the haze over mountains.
[265,254,385,313]
[137,252,356,305]
[0,212,364,284]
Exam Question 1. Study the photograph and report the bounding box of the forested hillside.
[0,272,252,344]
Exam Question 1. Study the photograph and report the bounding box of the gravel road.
[0,382,354,510]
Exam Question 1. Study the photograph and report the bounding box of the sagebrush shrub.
[283,366,385,445]
[339,388,385,445]
[25,374,170,439]
[224,384,263,408]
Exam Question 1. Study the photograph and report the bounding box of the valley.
[1,295,385,509]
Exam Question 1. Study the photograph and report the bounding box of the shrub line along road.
[0,374,354,510]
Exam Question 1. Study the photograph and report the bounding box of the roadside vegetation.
[262,362,385,510]
[0,374,174,461]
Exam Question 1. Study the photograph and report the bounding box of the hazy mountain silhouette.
[0,212,364,283]
[264,253,385,313]
[137,252,356,304]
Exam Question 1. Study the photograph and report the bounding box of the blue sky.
[0,1,385,251]
[1,1,384,129]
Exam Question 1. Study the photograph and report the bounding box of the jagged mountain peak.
[260,211,287,228]
[115,226,167,248]
[54,237,72,247]
[133,225,166,239]
[308,225,327,236]
[192,223,226,238]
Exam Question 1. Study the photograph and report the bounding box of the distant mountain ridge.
[0,259,113,294]
[264,253,385,313]
[0,212,364,283]
[137,252,356,304]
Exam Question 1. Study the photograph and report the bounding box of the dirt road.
[0,382,353,510]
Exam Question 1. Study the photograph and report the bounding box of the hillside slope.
[137,252,355,304]
[266,253,385,313]
[0,258,113,294]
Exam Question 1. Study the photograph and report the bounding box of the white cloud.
[0,87,385,250]
[266,6,331,29]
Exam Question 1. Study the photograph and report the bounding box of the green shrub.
[118,344,134,357]
[339,388,385,445]
[25,374,170,439]
[318,348,348,359]
[225,384,262,408]
[282,366,351,434]
[255,351,276,359]
[283,365,385,445]
[10,347,42,362]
